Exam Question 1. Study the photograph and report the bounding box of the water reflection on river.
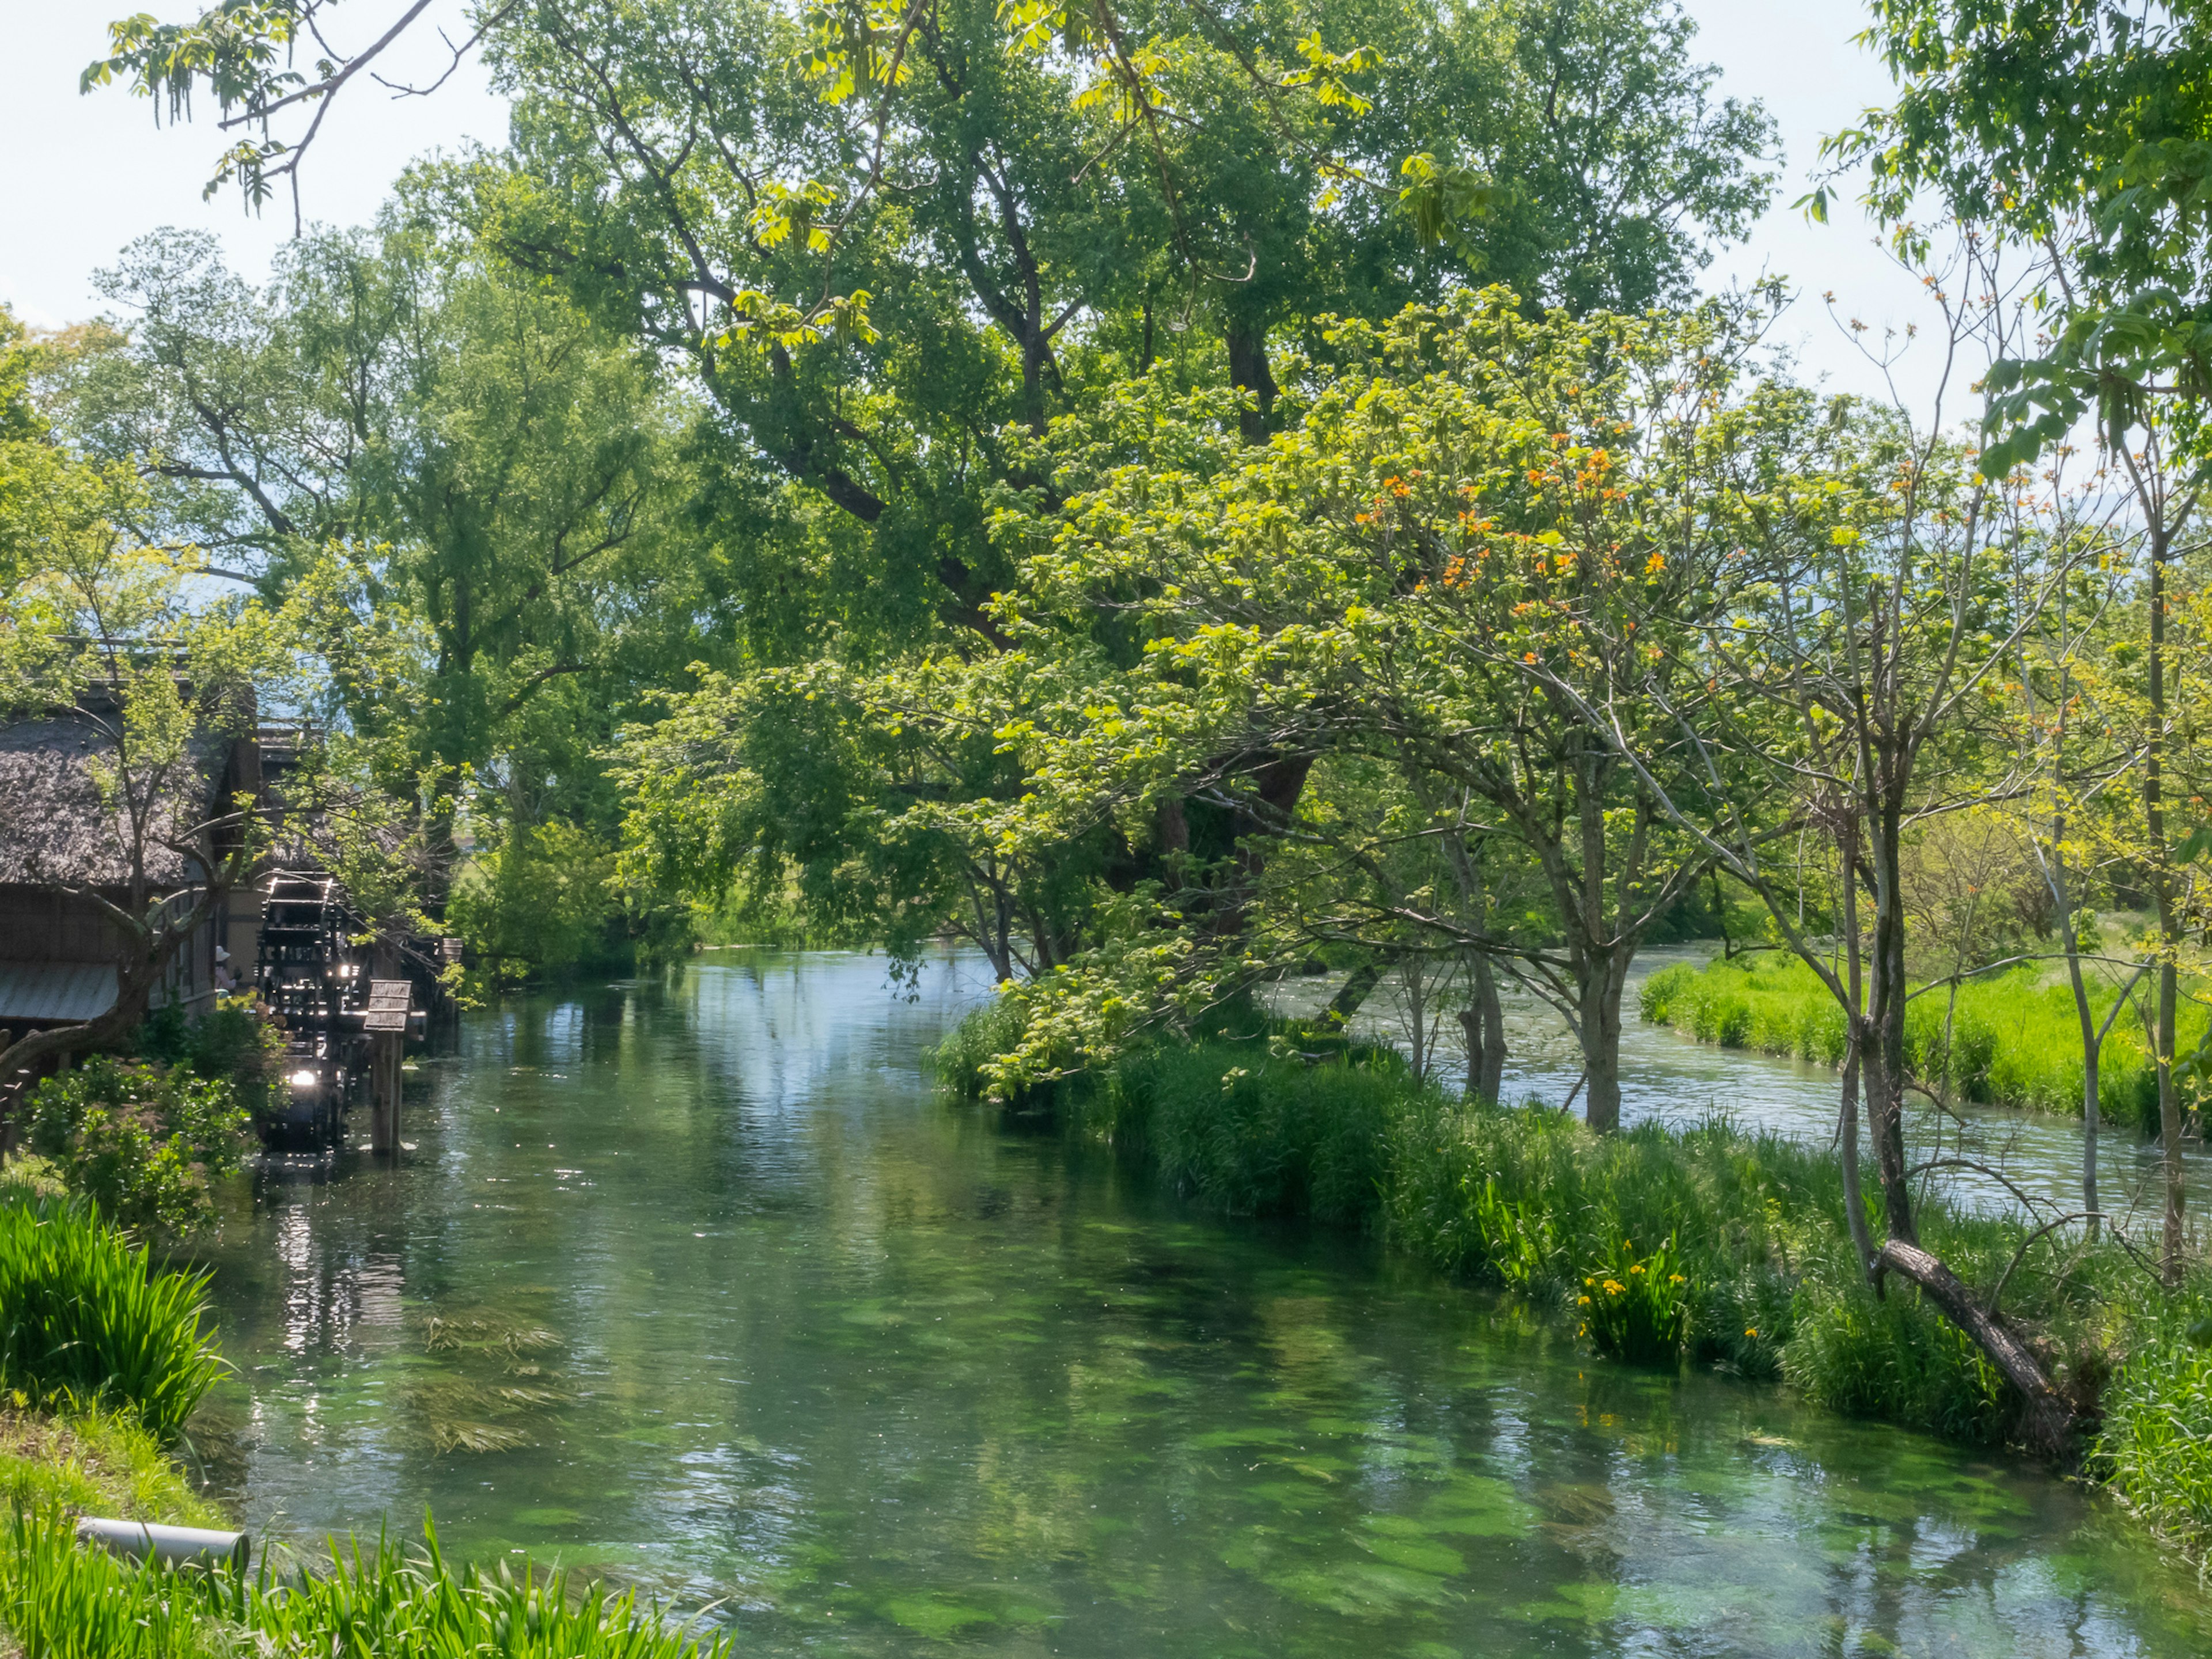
[199,952,2212,1657]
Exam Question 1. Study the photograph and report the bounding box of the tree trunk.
[1226,320,1278,446]
[1874,1240,2074,1460]
[1838,1034,1877,1278]
[2146,518,2186,1283]
[1577,949,1628,1132]
[1460,950,1506,1103]
[1836,814,1877,1278]
[1865,804,1918,1244]
[1328,955,1392,1025]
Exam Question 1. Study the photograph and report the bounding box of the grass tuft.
[0,1195,225,1441]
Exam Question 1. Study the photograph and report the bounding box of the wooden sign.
[363,1006,408,1032]
[368,978,411,1009]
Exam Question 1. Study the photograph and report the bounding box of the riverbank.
[1639,953,2209,1130]
[937,1005,2212,1567]
[0,1192,732,1659]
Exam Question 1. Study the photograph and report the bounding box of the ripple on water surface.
[197,952,2212,1657]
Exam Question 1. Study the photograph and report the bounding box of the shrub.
[131,995,281,1113]
[25,1059,251,1237]
[0,1197,225,1440]
[932,993,1039,1103]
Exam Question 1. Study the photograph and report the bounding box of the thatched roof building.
[0,702,259,1029]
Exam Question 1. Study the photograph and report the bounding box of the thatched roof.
[0,711,227,889]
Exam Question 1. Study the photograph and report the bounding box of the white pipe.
[75,1517,251,1574]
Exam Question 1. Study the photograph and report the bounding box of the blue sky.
[3,1,1950,410]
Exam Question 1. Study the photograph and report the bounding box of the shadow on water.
[191,949,2212,1657]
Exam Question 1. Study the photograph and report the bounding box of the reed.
[0,1510,220,1659]
[0,1196,224,1441]
[246,1523,737,1658]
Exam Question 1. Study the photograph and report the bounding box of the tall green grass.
[1385,1097,2124,1437]
[2097,1294,2212,1559]
[1089,1040,1421,1224]
[0,1511,736,1659]
[0,1196,224,1441]
[1639,955,2203,1131]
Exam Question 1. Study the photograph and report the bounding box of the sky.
[1,0,1953,411]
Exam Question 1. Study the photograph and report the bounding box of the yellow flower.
[1584,1277,1593,1287]
[1629,1264,1645,1275]
[1668,1274,1684,1285]
[1745,1327,1758,1338]
[1603,1279,1624,1296]
[1577,1295,1591,1306]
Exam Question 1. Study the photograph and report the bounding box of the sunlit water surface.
[198,950,2212,1656]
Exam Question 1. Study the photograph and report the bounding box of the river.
[198,950,2212,1656]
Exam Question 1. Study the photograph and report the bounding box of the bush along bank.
[0,1187,734,1659]
[1639,954,2206,1132]
[935,1006,2212,1566]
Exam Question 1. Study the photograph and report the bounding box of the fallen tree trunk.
[1874,1238,2077,1461]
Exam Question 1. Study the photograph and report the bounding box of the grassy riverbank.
[0,1192,733,1659]
[936,1006,2212,1565]
[1639,954,2209,1130]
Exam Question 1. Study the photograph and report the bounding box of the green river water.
[197,951,2212,1656]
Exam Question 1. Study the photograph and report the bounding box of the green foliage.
[1093,1039,1422,1225]
[932,995,1041,1104]
[0,1510,737,1659]
[1641,955,2198,1133]
[1832,1,2212,467]
[24,1060,252,1237]
[0,1406,224,1531]
[0,1196,225,1441]
[2101,1290,2212,1559]
[448,820,642,986]
[1575,1236,1692,1366]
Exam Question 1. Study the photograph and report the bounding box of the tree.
[878,292,1814,1120]
[0,522,275,1099]
[48,218,734,964]
[1819,0,2212,469]
[1539,269,2098,1452]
